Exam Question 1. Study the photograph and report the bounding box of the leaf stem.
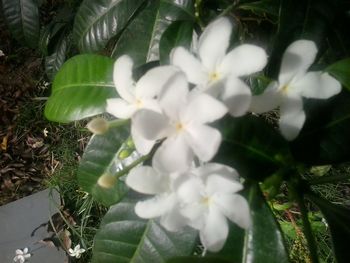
[309,174,350,185]
[114,153,150,179]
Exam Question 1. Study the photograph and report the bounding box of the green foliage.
[326,58,350,91]
[92,195,198,263]
[44,54,116,123]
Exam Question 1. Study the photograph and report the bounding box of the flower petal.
[182,92,227,124]
[194,163,238,181]
[221,76,252,117]
[292,72,341,99]
[126,166,168,194]
[159,72,189,120]
[250,82,281,113]
[113,55,135,102]
[160,205,188,232]
[279,40,317,85]
[135,194,174,219]
[177,176,204,203]
[213,193,251,229]
[279,95,306,140]
[136,65,180,98]
[153,135,193,173]
[198,17,232,71]
[205,174,243,196]
[131,122,156,155]
[132,109,170,141]
[185,124,222,162]
[170,47,207,85]
[219,44,267,77]
[200,206,229,252]
[106,98,137,119]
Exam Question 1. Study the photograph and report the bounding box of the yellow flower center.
[209,71,220,82]
[175,122,184,132]
[202,196,212,206]
[135,98,143,108]
[281,85,290,94]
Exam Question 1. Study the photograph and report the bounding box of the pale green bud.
[87,117,109,135]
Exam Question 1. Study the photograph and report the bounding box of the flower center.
[201,196,212,206]
[209,71,220,82]
[175,122,184,132]
[135,98,143,108]
[280,84,290,94]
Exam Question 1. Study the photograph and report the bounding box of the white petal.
[22,248,28,254]
[279,95,306,140]
[15,249,23,255]
[140,99,162,113]
[160,204,188,232]
[114,55,135,103]
[170,47,207,85]
[135,194,174,219]
[250,82,282,113]
[136,65,180,99]
[106,98,136,119]
[126,166,168,194]
[24,254,31,259]
[198,17,232,71]
[292,72,341,99]
[153,135,193,173]
[159,73,189,120]
[200,206,229,252]
[213,193,251,229]
[219,44,267,77]
[131,122,156,155]
[221,76,252,117]
[132,109,169,140]
[205,174,243,195]
[177,176,204,203]
[279,40,317,85]
[194,163,238,181]
[182,92,227,124]
[185,124,222,162]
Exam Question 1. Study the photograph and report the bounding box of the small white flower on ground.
[13,247,31,263]
[106,55,179,119]
[0,50,5,57]
[250,40,341,140]
[126,165,188,231]
[132,72,227,172]
[177,163,250,252]
[68,244,85,259]
[170,17,267,116]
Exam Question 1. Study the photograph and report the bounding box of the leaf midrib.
[52,83,115,93]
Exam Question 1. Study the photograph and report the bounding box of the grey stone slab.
[0,189,68,262]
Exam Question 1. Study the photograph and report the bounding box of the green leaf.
[73,0,146,53]
[307,193,350,263]
[92,194,198,262]
[44,54,116,123]
[159,20,194,65]
[112,0,195,67]
[238,0,279,17]
[210,184,289,263]
[45,32,71,81]
[326,58,350,91]
[215,115,290,181]
[78,125,129,206]
[2,0,40,48]
[167,257,231,263]
[290,91,350,164]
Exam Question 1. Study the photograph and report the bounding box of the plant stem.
[114,154,150,179]
[220,0,240,17]
[293,187,320,263]
[309,174,350,185]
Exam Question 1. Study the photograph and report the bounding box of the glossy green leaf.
[167,257,231,263]
[78,125,129,207]
[307,193,350,263]
[326,58,350,91]
[290,91,350,164]
[73,0,146,53]
[209,184,289,263]
[45,32,71,81]
[112,0,195,66]
[159,20,194,65]
[44,54,116,123]
[2,0,40,48]
[92,194,198,262]
[215,115,290,181]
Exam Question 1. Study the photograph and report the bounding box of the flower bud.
[97,173,117,188]
[87,117,109,135]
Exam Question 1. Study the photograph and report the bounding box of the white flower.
[126,165,188,231]
[68,244,85,259]
[132,72,227,172]
[170,17,267,116]
[106,55,179,119]
[250,40,341,140]
[177,163,250,252]
[0,50,4,57]
[13,248,31,263]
